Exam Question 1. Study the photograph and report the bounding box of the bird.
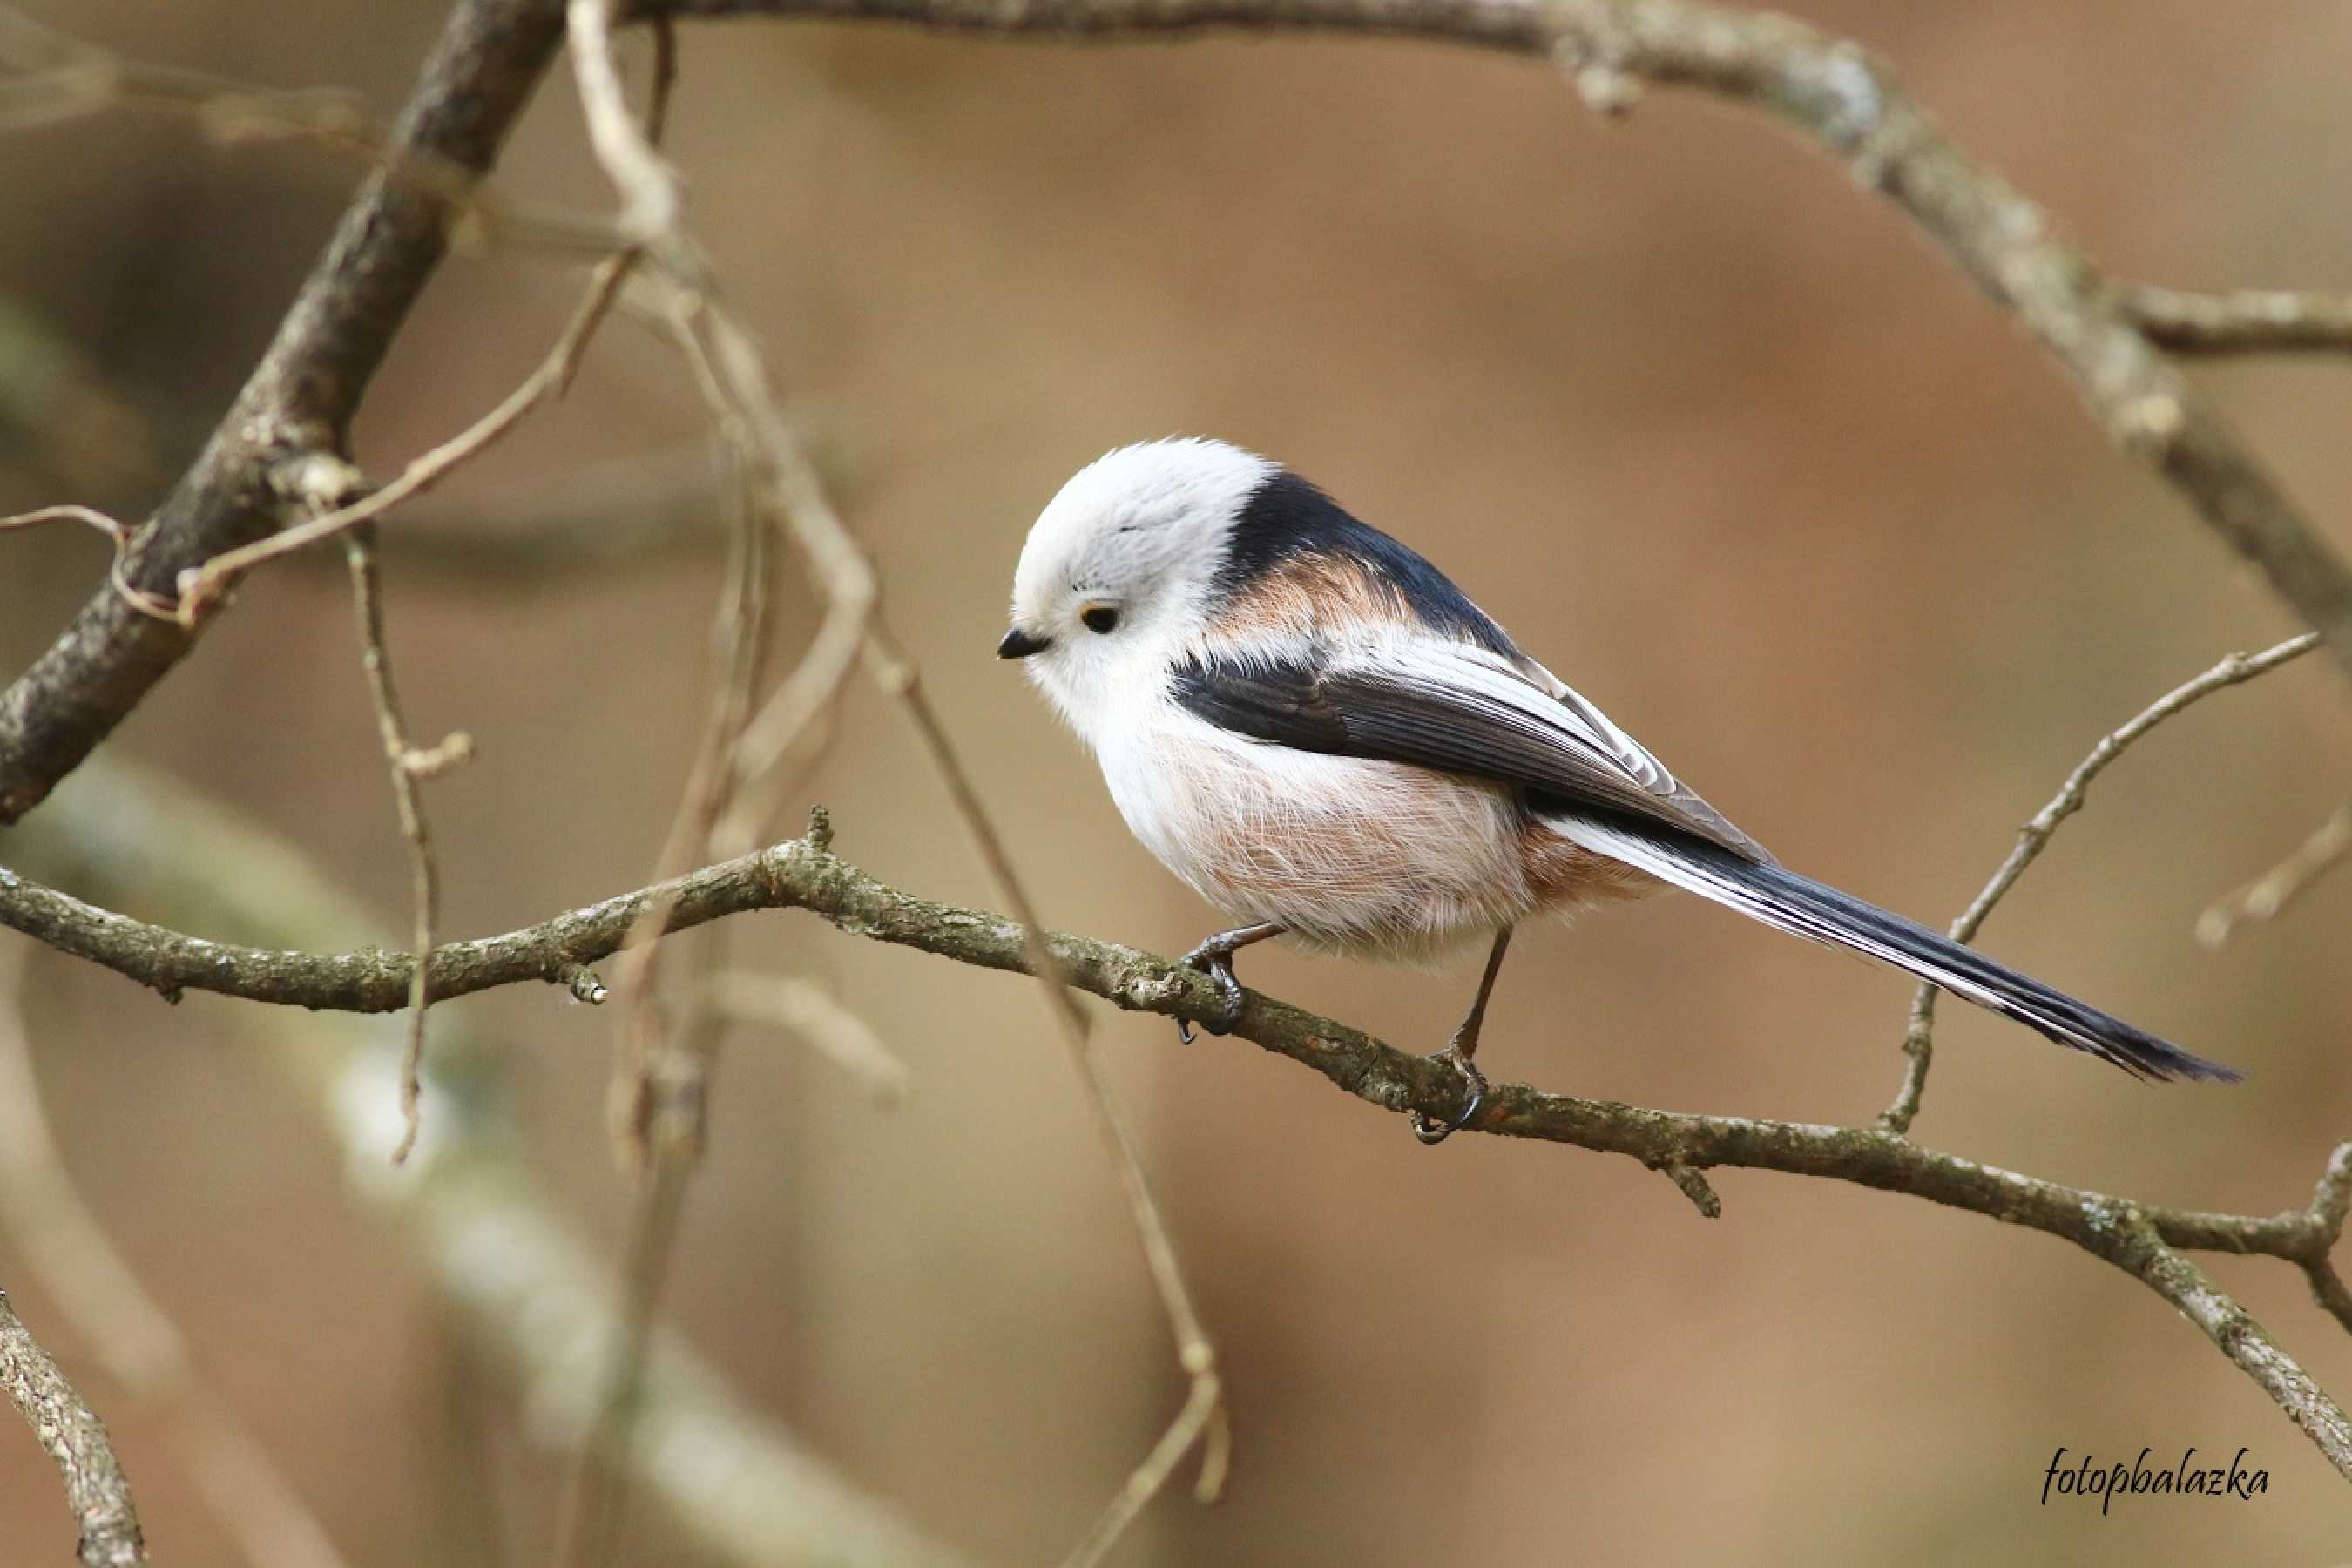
[995,436,2240,1143]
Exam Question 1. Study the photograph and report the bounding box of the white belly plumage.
[1098,715,1633,961]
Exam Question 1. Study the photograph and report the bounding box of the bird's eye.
[1080,605,1120,634]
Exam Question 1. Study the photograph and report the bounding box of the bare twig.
[0,504,179,622]
[13,798,2349,1477]
[557,6,1233,1551]
[0,944,352,1568]
[2198,801,2352,949]
[10,760,973,1568]
[2119,1218,2352,1470]
[1656,1160,1722,1220]
[11,0,2352,828]
[0,1287,145,1567]
[172,249,641,625]
[569,6,1240,1534]
[874,650,1232,1563]
[603,0,2352,680]
[541,21,777,1565]
[346,531,471,1165]
[348,447,728,585]
[1879,632,2320,1134]
[2120,285,2352,357]
[0,4,617,252]
[0,0,571,823]
[13,0,2352,827]
[0,503,132,544]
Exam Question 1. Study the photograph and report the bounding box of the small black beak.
[996,626,1051,659]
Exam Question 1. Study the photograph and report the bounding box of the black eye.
[1080,605,1120,634]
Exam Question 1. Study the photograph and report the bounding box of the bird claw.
[1175,943,1246,1044]
[1408,1043,1488,1146]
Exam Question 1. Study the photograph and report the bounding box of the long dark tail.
[1558,816,2241,1084]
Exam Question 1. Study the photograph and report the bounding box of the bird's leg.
[1410,926,1514,1146]
[1175,923,1284,1043]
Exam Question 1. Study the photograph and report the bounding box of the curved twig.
[1880,632,2320,1132]
[11,0,2352,825]
[0,1288,146,1567]
[6,808,2349,1470]
[2120,286,2352,357]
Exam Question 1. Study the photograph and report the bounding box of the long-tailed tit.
[997,437,2240,1143]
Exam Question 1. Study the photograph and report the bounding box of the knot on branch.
[556,962,610,1004]
[2116,391,2188,456]
[270,449,367,514]
[401,731,475,780]
[1646,1154,1722,1218]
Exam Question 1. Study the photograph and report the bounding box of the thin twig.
[12,760,974,1568]
[564,3,1239,1525]
[558,464,762,1567]
[332,445,729,585]
[13,790,2352,1477]
[617,0,2352,680]
[0,943,351,1568]
[0,0,573,825]
[0,504,179,622]
[1879,632,2319,1133]
[0,503,132,544]
[346,531,470,1166]
[0,3,618,252]
[17,0,2352,832]
[874,647,1233,1559]
[2198,801,2352,949]
[2117,1213,2352,1473]
[2120,285,2352,357]
[0,1287,145,1567]
[545,23,788,1565]
[172,252,641,624]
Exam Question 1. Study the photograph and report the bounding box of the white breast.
[1096,702,1541,961]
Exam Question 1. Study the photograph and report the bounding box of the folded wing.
[1169,639,1771,861]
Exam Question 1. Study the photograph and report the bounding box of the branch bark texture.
[627,0,2352,671]
[6,0,2352,826]
[0,1288,146,1568]
[7,762,969,1568]
[8,792,2351,1473]
[0,0,567,822]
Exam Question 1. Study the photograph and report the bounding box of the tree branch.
[0,945,353,1568]
[2119,286,2352,357]
[622,0,2352,681]
[2198,801,2352,949]
[8,760,971,1568]
[7,793,2351,1470]
[0,0,568,823]
[1880,631,2319,1132]
[0,1288,146,1568]
[10,0,2352,824]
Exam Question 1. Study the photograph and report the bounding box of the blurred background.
[3,1,2350,1562]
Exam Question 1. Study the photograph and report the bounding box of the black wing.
[1171,643,1770,862]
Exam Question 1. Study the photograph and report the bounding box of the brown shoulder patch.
[1208,551,1423,640]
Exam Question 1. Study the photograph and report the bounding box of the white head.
[998,437,1277,743]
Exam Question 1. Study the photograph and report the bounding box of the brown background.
[3,1,2350,1562]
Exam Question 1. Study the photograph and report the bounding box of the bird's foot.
[1175,942,1247,1044]
[1408,1042,1488,1146]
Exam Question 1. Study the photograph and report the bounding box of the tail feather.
[1558,816,2241,1084]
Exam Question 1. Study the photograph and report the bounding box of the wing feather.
[1171,641,1771,862]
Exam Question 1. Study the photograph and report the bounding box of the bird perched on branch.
[997,437,2240,1143]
